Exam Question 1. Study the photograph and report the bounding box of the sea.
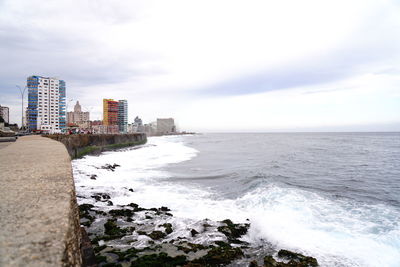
[72,133,400,267]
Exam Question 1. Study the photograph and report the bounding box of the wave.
[72,135,400,267]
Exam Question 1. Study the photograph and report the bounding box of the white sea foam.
[73,135,400,267]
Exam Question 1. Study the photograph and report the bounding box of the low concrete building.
[156,118,176,134]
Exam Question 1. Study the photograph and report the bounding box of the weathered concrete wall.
[45,133,147,159]
[0,136,82,266]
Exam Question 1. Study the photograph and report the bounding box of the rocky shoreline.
[78,163,319,267]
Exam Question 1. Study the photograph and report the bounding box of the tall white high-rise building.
[27,76,66,133]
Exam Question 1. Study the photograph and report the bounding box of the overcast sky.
[0,0,399,132]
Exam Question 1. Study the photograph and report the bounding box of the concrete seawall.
[0,135,81,266]
[45,133,147,159]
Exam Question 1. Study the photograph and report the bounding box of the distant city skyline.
[0,0,399,132]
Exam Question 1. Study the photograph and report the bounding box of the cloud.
[0,0,399,130]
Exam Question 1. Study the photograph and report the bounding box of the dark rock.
[159,206,171,212]
[192,241,244,266]
[249,260,259,267]
[111,247,142,261]
[145,215,153,220]
[100,163,121,171]
[109,209,135,218]
[190,229,199,237]
[91,193,111,202]
[217,219,250,242]
[264,255,278,267]
[104,219,123,236]
[130,252,187,267]
[95,255,107,264]
[107,200,113,206]
[162,223,173,234]
[128,188,134,192]
[90,174,97,180]
[148,230,166,240]
[79,204,94,213]
[277,249,318,267]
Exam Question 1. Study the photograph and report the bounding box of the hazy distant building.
[26,76,66,133]
[0,105,9,123]
[67,101,90,128]
[128,116,144,133]
[144,122,157,136]
[156,118,176,134]
[118,100,128,133]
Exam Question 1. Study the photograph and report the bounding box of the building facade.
[27,76,66,133]
[103,99,128,133]
[67,101,90,128]
[118,100,128,133]
[156,118,176,134]
[103,99,118,126]
[0,105,9,123]
[128,116,144,133]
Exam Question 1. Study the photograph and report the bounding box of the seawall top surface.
[0,135,78,266]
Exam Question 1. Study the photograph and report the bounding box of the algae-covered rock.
[277,249,318,267]
[109,208,135,218]
[130,252,187,267]
[217,219,250,242]
[192,241,244,266]
[148,230,167,240]
[162,223,173,234]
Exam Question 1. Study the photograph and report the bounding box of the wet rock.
[192,241,244,266]
[277,249,318,267]
[100,163,121,171]
[130,252,187,267]
[264,255,278,267]
[148,230,166,240]
[177,242,208,254]
[217,219,250,242]
[99,219,133,241]
[79,203,94,213]
[128,203,146,212]
[78,204,95,227]
[112,247,142,261]
[137,231,147,236]
[91,193,111,202]
[162,223,173,234]
[190,229,199,237]
[109,209,135,218]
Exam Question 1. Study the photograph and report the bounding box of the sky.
[0,0,399,132]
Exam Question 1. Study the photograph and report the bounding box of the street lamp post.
[16,85,27,131]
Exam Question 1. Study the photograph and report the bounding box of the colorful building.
[103,99,118,126]
[26,76,66,133]
[103,99,128,133]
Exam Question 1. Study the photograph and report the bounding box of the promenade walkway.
[0,135,81,266]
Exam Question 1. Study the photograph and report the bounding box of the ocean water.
[72,133,400,266]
